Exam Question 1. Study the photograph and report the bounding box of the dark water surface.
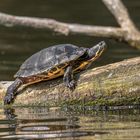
[0,0,140,80]
[0,107,139,140]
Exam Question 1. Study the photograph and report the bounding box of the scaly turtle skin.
[4,41,106,105]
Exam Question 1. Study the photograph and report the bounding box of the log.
[103,0,140,48]
[0,57,140,107]
[0,0,140,49]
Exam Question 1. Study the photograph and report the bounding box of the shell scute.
[14,44,87,78]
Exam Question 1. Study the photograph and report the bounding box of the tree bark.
[0,0,140,49]
[103,0,140,48]
[0,57,140,107]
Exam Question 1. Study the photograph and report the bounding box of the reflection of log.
[0,0,140,49]
[2,106,140,139]
[0,57,140,107]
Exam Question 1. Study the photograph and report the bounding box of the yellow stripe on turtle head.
[89,42,106,62]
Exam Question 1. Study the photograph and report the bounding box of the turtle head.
[87,41,106,61]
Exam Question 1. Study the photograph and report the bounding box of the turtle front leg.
[4,78,23,105]
[63,66,76,91]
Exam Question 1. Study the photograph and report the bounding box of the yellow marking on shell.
[23,63,69,86]
[47,67,65,80]
[23,64,68,86]
[23,76,46,86]
[47,63,68,79]
[24,70,65,86]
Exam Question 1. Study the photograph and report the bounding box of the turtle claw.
[66,80,76,91]
[4,94,14,105]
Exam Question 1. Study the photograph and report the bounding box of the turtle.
[4,41,106,105]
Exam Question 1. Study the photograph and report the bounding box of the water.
[0,107,139,140]
[0,0,140,80]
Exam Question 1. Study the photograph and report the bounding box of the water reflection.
[0,106,139,139]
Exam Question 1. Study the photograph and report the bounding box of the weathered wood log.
[0,57,140,107]
[0,0,140,49]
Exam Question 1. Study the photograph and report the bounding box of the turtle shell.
[14,44,87,78]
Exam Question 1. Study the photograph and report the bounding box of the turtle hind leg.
[63,66,76,91]
[4,78,23,105]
